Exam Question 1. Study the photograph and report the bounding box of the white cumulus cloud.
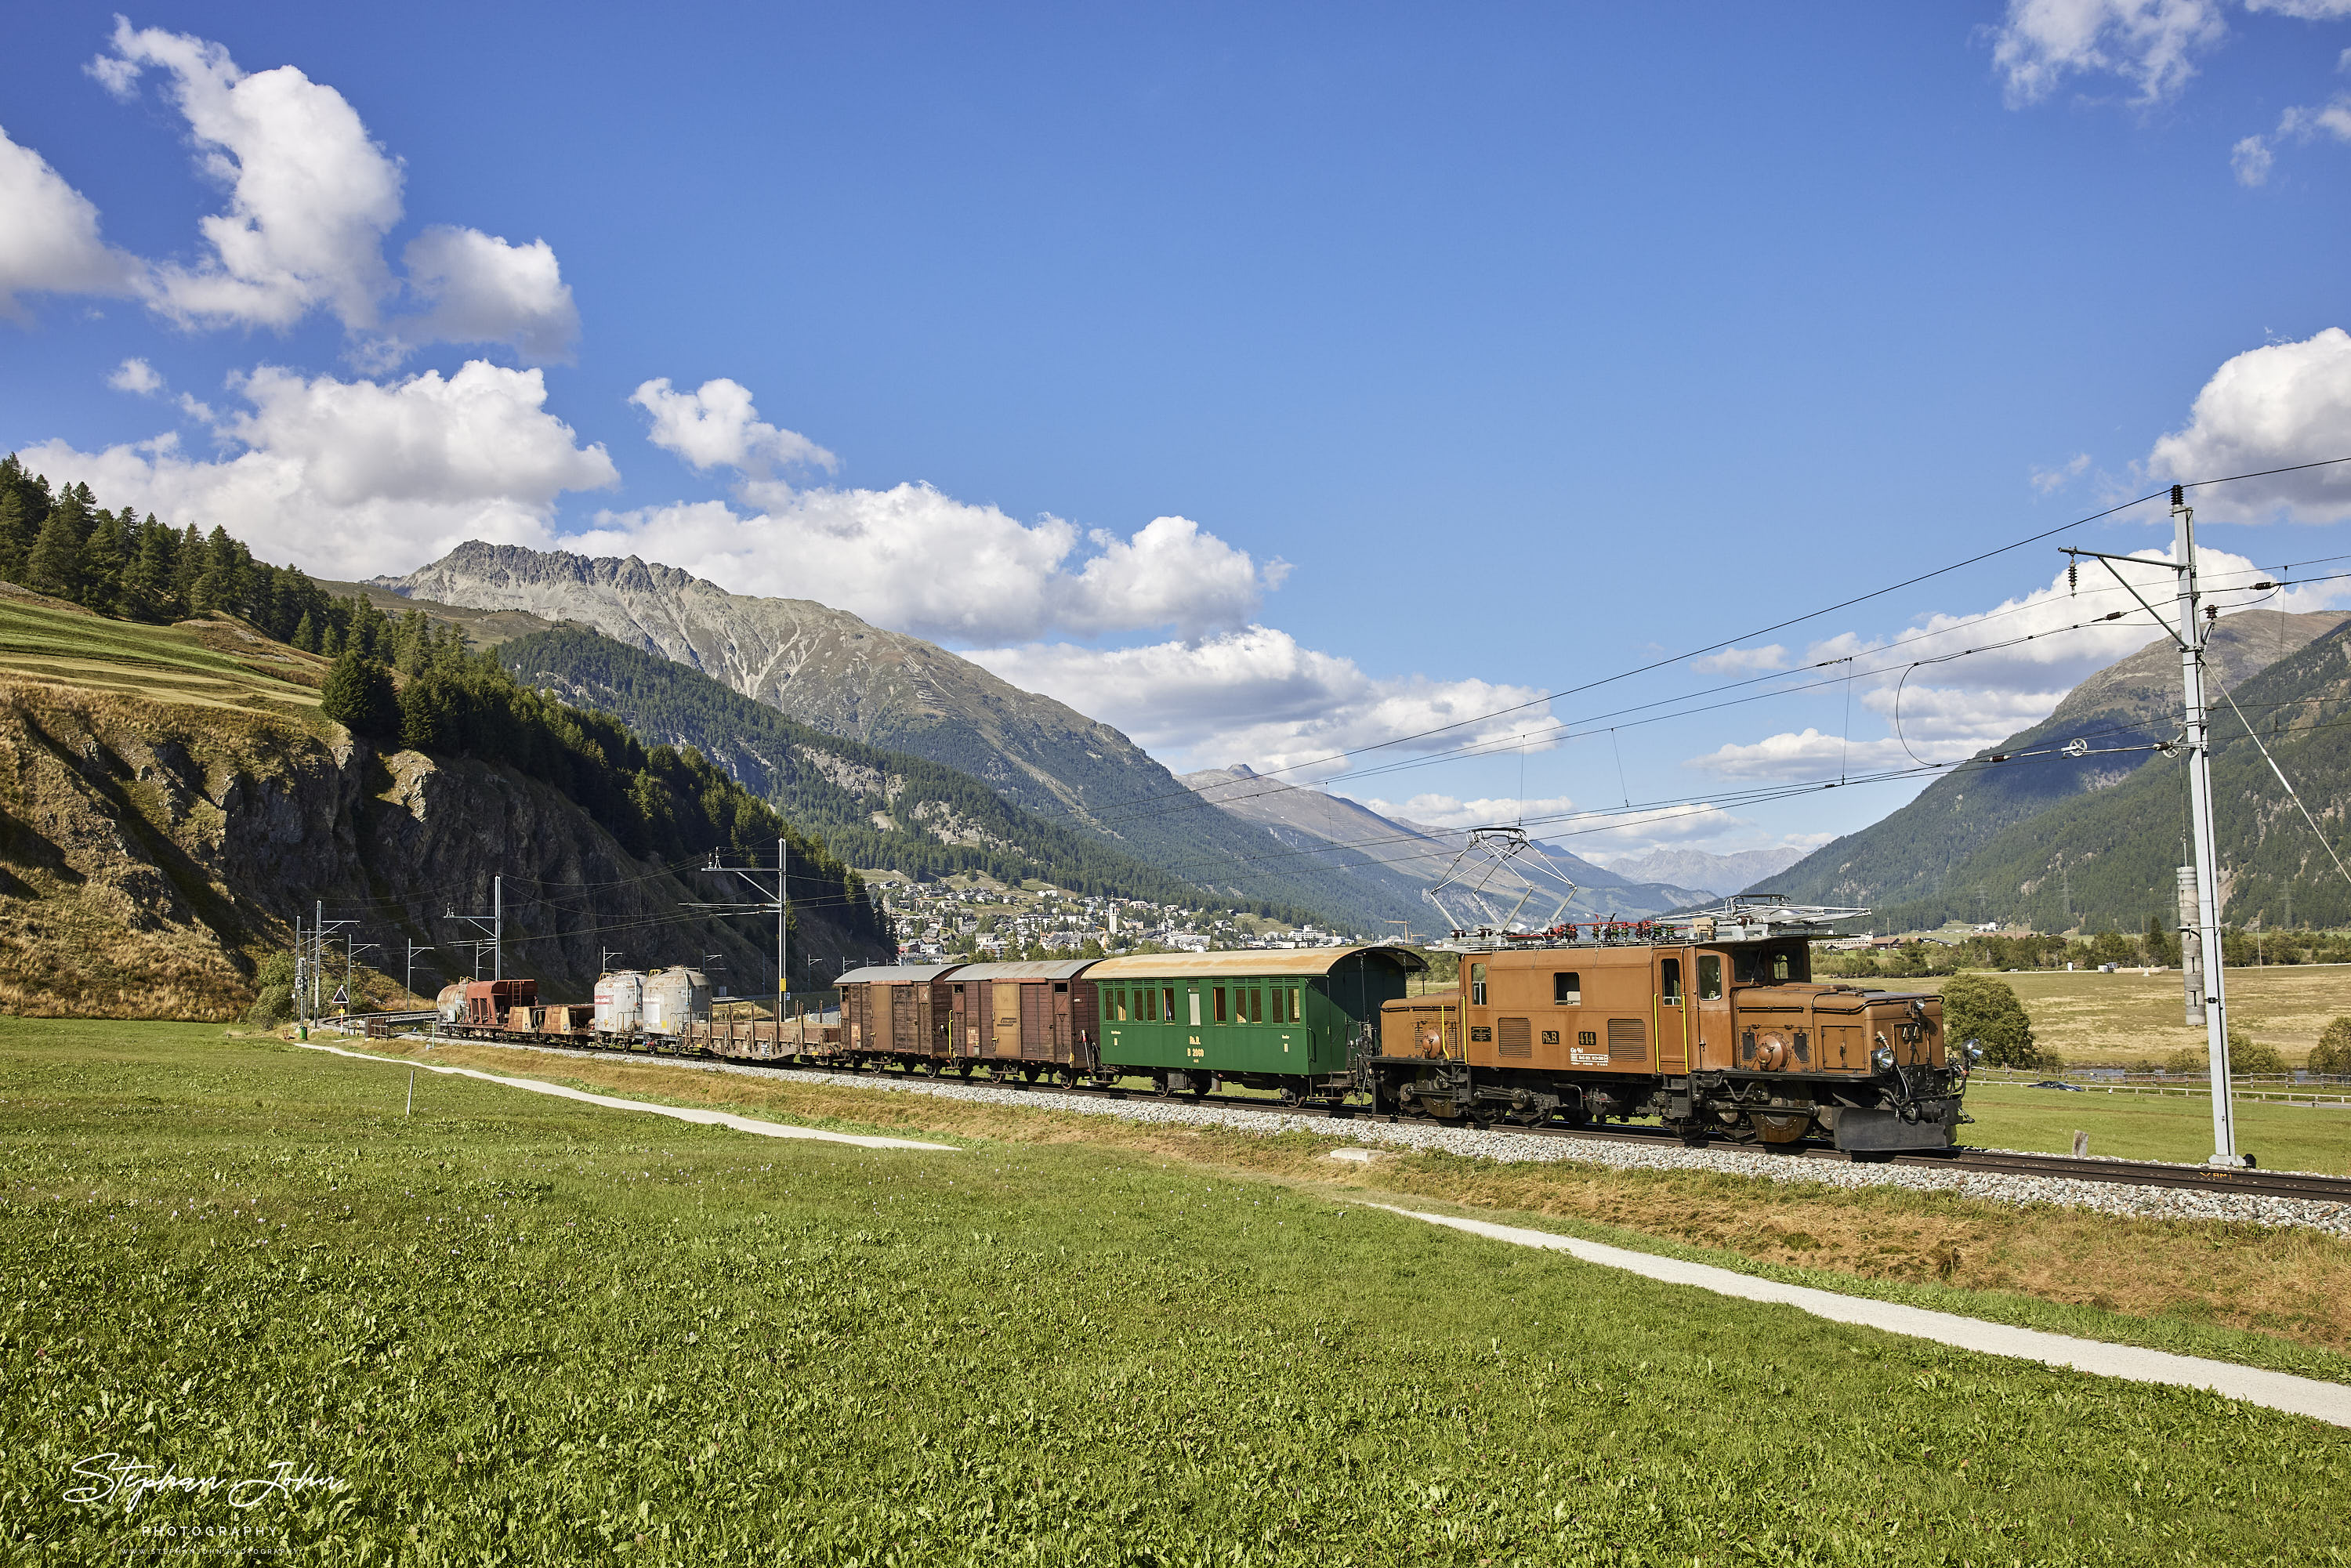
[107,357,165,395]
[0,124,139,317]
[962,628,1556,776]
[53,23,574,358]
[96,20,404,332]
[15,360,617,580]
[1353,794,1581,831]
[2148,328,2351,521]
[1690,644,1786,674]
[1685,729,1946,781]
[393,226,580,362]
[1989,0,2227,107]
[630,378,835,475]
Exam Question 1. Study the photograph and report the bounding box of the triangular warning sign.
[331,985,350,1006]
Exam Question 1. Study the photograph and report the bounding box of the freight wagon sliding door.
[1019,983,1051,1059]
[991,982,1022,1058]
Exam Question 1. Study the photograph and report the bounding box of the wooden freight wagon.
[836,964,963,1064]
[1085,947,1424,1100]
[943,961,1103,1080]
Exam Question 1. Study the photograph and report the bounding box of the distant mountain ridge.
[1765,608,2349,922]
[1178,764,1712,928]
[1593,846,1809,897]
[376,542,1419,929]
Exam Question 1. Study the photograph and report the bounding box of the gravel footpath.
[400,1037,2351,1237]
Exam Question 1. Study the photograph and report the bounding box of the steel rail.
[392,1027,2351,1206]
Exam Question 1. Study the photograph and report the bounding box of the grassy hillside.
[498,625,1291,911]
[1766,610,2347,917]
[6,1019,2341,1561]
[1848,619,2351,932]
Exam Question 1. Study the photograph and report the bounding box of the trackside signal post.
[2064,484,2241,1165]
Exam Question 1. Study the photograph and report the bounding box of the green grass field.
[0,588,325,714]
[1962,1077,2351,1172]
[5,1019,2348,1565]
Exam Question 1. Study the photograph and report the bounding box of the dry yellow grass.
[1908,965,2351,1066]
[374,1037,2351,1356]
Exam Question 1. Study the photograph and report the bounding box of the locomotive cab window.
[1659,958,1682,1001]
[1553,972,1581,1005]
[1733,944,1809,985]
[1697,955,1722,1000]
[1470,963,1487,1006]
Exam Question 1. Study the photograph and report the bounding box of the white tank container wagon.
[642,967,712,1047]
[593,969,646,1044]
[589,966,712,1048]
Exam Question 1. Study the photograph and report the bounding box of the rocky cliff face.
[0,682,886,1018]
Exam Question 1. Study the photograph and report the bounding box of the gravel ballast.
[398,1037,2351,1237]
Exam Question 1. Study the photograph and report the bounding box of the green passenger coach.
[1085,947,1425,1102]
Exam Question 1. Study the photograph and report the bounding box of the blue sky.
[7,2,2351,864]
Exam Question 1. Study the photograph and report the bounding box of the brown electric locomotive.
[1367,896,1975,1153]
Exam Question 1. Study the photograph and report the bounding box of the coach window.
[1248,988,1264,1024]
[1470,963,1487,1006]
[1213,987,1229,1024]
[1186,987,1201,1027]
[1168,987,1182,1024]
[1697,955,1723,1001]
[1660,958,1683,1002]
[1553,972,1581,1005]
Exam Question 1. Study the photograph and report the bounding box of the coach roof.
[943,960,1098,982]
[1084,946,1425,980]
[834,963,964,986]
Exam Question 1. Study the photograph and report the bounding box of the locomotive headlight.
[1963,1039,1984,1063]
[1871,1045,1896,1072]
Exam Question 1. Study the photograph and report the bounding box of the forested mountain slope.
[1761,610,2346,916]
[499,625,1291,911]
[379,542,1410,928]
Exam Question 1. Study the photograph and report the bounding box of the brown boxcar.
[462,979,537,1027]
[837,964,963,1062]
[944,961,1103,1079]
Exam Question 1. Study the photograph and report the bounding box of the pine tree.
[0,489,31,586]
[78,509,129,612]
[319,646,401,739]
[169,523,204,614]
[120,523,176,621]
[291,610,317,652]
[26,489,89,600]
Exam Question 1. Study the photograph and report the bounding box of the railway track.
[383,1024,2351,1207]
